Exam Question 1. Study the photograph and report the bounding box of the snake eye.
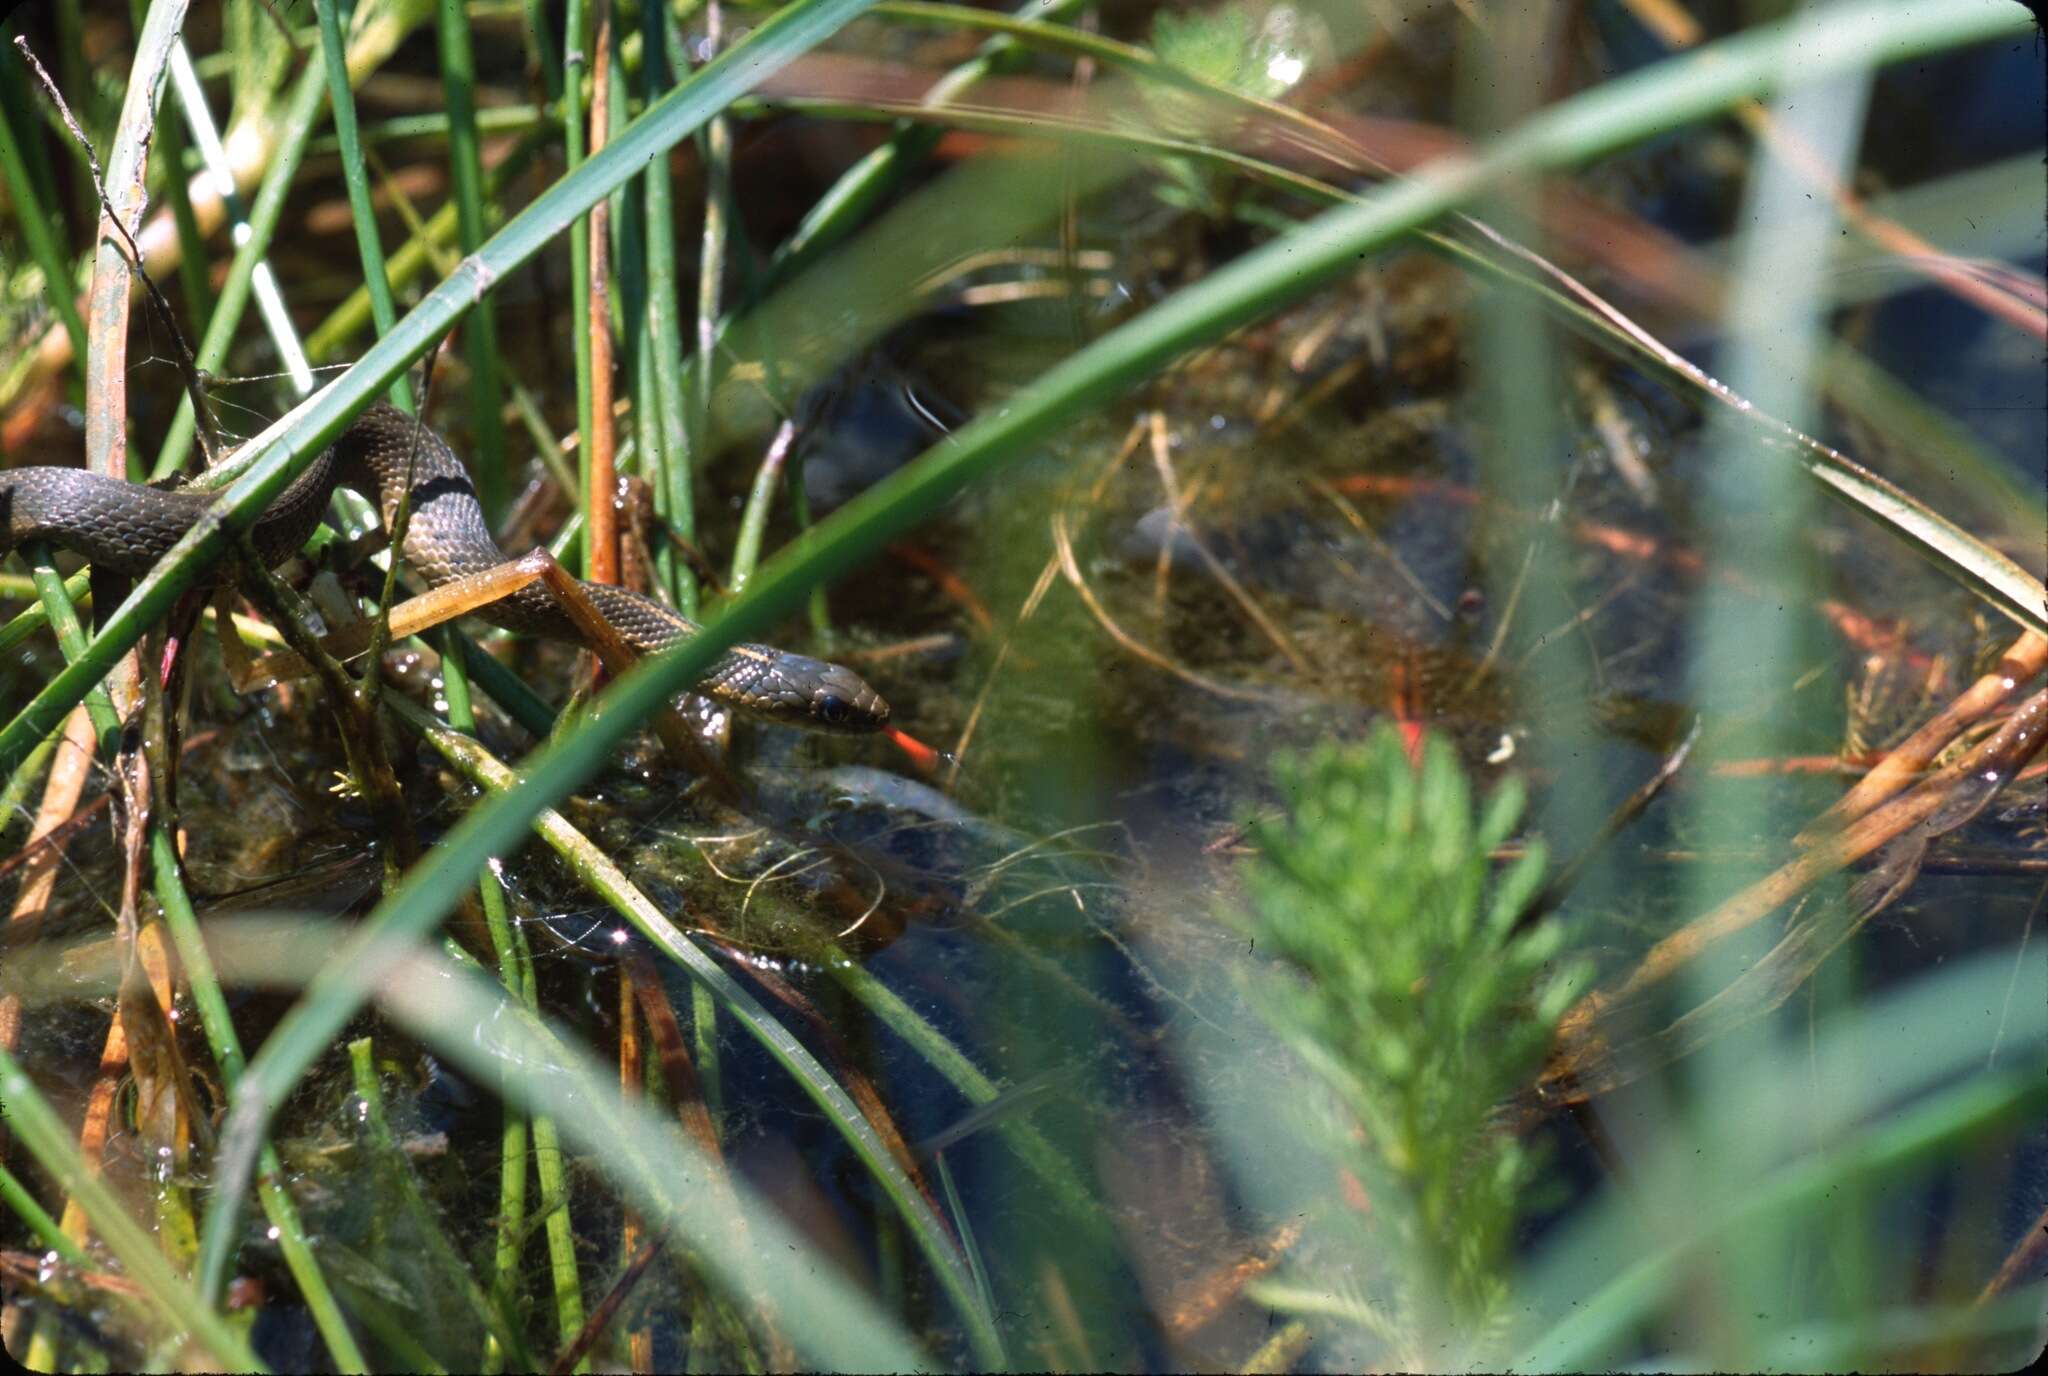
[817,692,853,728]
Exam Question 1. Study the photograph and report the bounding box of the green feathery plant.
[1236,725,1584,1353]
[1145,1,1324,221]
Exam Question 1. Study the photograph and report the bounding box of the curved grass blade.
[756,87,2047,635]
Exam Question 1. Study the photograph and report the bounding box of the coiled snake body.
[0,403,889,732]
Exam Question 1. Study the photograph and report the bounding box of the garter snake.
[0,403,889,732]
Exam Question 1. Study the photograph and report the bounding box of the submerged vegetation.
[1237,727,1582,1354]
[0,0,2042,1371]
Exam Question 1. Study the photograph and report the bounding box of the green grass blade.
[152,51,332,478]
[638,0,696,613]
[148,824,371,1373]
[304,126,551,363]
[315,0,413,412]
[564,0,594,565]
[1522,1070,2047,1371]
[1517,942,2048,1366]
[0,93,88,376]
[348,1036,534,1368]
[766,0,1088,285]
[436,0,507,514]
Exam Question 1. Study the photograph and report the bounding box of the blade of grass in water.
[348,1036,535,1368]
[436,632,556,1376]
[149,826,370,1373]
[0,1159,89,1267]
[1516,941,2048,1365]
[1525,1070,2046,1371]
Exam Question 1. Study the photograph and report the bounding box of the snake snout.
[808,662,891,734]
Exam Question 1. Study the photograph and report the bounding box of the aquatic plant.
[1236,726,1581,1357]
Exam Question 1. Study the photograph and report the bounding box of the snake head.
[803,661,892,734]
[718,652,890,733]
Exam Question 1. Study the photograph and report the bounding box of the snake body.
[0,403,889,732]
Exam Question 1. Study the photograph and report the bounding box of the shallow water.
[3,24,2044,1368]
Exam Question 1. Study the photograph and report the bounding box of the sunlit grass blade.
[151,50,331,477]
